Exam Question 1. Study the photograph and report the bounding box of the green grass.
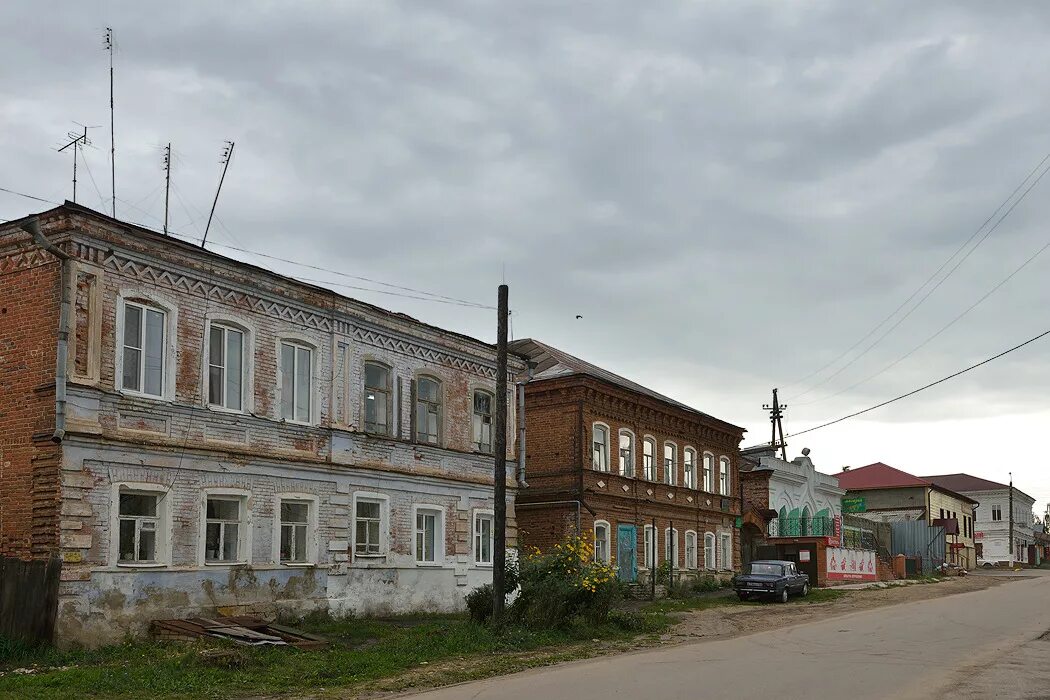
[0,613,658,700]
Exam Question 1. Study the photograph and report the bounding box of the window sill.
[118,389,170,403]
[203,561,249,567]
[207,404,249,417]
[116,562,167,569]
[282,418,318,428]
[415,561,444,568]
[474,562,494,568]
[353,553,387,559]
[280,562,316,568]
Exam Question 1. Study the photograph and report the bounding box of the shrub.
[465,584,494,623]
[691,574,723,593]
[606,609,645,632]
[653,561,673,586]
[510,536,620,629]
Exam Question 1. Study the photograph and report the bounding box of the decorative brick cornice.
[351,327,498,380]
[0,247,55,274]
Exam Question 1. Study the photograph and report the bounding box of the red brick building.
[511,339,746,582]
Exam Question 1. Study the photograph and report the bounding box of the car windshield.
[748,563,784,576]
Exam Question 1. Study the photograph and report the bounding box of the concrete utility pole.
[104,27,115,218]
[763,388,788,460]
[491,284,509,624]
[163,143,171,235]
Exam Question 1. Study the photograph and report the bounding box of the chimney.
[842,465,851,472]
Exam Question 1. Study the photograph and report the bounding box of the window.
[719,457,730,495]
[643,438,656,481]
[594,521,611,564]
[704,532,715,570]
[685,531,697,569]
[618,431,634,477]
[473,390,494,453]
[363,362,391,435]
[279,500,312,564]
[720,532,732,570]
[416,376,442,444]
[205,497,244,563]
[121,301,165,396]
[354,498,384,556]
[415,507,443,564]
[117,491,161,563]
[684,449,696,489]
[280,341,313,423]
[703,453,713,491]
[592,424,610,472]
[664,528,678,563]
[474,512,494,565]
[991,506,1002,522]
[208,324,245,411]
[644,524,655,568]
[664,443,677,485]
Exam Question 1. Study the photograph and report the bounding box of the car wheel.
[778,588,789,604]
[802,583,809,597]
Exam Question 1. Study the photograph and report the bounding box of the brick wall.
[740,466,772,513]
[0,241,62,560]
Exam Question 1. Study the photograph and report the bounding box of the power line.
[799,233,1050,406]
[0,186,58,205]
[786,152,1050,399]
[785,326,1050,439]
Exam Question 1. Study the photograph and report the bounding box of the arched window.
[703,453,714,492]
[473,389,494,453]
[685,531,698,569]
[719,456,730,495]
[363,362,392,435]
[279,339,315,423]
[801,505,812,536]
[664,527,679,564]
[618,430,635,477]
[120,299,167,397]
[415,376,442,444]
[643,438,656,481]
[207,322,247,411]
[683,448,697,489]
[591,423,610,471]
[704,532,716,571]
[644,524,656,569]
[663,443,677,486]
[594,521,611,564]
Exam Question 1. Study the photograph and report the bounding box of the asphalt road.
[406,571,1050,700]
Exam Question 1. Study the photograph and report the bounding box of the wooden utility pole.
[202,141,234,248]
[763,388,788,460]
[163,143,171,235]
[104,27,115,218]
[1009,471,1014,565]
[491,284,509,624]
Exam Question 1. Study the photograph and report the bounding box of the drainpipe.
[21,217,71,443]
[516,361,535,487]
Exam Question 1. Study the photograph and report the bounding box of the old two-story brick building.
[0,202,521,646]
[510,339,746,583]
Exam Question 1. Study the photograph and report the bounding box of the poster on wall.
[825,547,877,581]
[799,550,811,562]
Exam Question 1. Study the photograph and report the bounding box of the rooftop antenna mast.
[57,126,93,204]
[202,140,234,248]
[104,27,116,217]
[163,143,171,235]
[763,388,788,460]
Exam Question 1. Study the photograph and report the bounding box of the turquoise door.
[617,525,637,582]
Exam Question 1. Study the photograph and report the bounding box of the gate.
[0,556,60,644]
[890,521,946,575]
[617,525,637,582]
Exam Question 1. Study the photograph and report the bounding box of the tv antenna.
[202,140,234,248]
[763,388,788,460]
[104,27,116,217]
[163,143,171,235]
[56,125,96,204]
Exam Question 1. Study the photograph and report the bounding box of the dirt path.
[664,575,1018,643]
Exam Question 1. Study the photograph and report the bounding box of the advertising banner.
[826,547,877,581]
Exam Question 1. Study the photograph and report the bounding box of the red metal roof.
[924,474,1034,502]
[833,462,930,490]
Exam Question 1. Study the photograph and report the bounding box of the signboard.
[827,515,843,547]
[974,531,984,541]
[842,497,867,513]
[799,550,811,563]
[826,547,877,581]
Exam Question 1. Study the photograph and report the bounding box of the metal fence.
[767,517,835,538]
[889,521,946,575]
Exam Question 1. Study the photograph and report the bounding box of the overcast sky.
[3,1,1049,519]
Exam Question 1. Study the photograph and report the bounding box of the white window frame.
[618,430,635,477]
[703,452,714,492]
[593,520,611,565]
[685,530,698,569]
[704,532,716,571]
[664,527,679,564]
[683,448,697,489]
[362,360,393,436]
[114,291,177,401]
[110,482,171,568]
[592,422,610,472]
[643,524,656,569]
[664,442,677,486]
[719,456,730,495]
[198,488,251,566]
[277,336,318,425]
[204,318,253,414]
[991,505,1002,522]
[273,493,319,566]
[413,504,445,566]
[473,509,495,567]
[472,388,495,454]
[720,532,732,570]
[643,437,656,481]
[352,492,389,560]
